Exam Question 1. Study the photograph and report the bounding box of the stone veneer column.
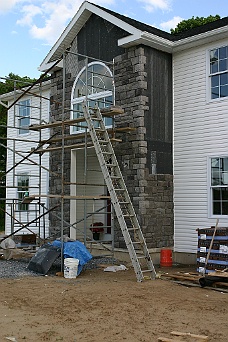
[114,46,173,248]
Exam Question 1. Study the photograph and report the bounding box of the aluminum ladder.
[82,102,156,282]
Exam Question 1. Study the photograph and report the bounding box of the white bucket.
[64,258,79,279]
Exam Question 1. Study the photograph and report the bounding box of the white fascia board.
[38,60,63,73]
[173,25,228,53]
[118,31,173,53]
[39,1,140,72]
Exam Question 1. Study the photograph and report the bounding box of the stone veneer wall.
[113,46,174,249]
[48,44,173,247]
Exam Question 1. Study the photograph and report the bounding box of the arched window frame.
[71,61,114,133]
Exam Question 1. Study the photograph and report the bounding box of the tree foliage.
[170,15,221,35]
[0,73,37,230]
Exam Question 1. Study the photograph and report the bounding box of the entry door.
[71,148,109,241]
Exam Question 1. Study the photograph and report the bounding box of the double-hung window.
[71,62,113,133]
[210,45,228,99]
[210,157,228,216]
[18,99,30,134]
[17,174,29,211]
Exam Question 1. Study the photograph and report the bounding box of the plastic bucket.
[64,258,79,278]
[160,249,172,267]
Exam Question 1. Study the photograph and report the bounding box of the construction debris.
[159,269,228,291]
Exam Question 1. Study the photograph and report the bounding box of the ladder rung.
[123,214,134,217]
[97,140,108,144]
[119,201,129,204]
[115,188,125,191]
[111,176,121,179]
[95,128,105,132]
[106,163,116,167]
[127,227,139,231]
[91,117,101,121]
[141,269,154,273]
[102,152,112,155]
[137,256,147,259]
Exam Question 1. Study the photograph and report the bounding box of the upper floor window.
[71,62,113,133]
[18,99,30,134]
[210,157,228,216]
[210,46,228,99]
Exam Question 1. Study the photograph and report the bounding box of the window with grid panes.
[71,62,113,132]
[17,174,29,211]
[210,157,228,215]
[18,99,30,134]
[210,46,228,99]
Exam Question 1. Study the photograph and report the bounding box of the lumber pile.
[159,269,228,291]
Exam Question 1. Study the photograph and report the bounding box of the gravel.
[0,255,120,279]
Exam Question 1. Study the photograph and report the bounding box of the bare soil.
[0,264,227,342]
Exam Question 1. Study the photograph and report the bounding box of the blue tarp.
[52,240,92,275]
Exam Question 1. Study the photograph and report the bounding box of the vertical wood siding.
[173,38,228,253]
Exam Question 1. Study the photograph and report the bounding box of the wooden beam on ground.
[171,331,209,340]
[158,338,179,342]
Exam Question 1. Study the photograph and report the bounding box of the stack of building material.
[197,227,228,274]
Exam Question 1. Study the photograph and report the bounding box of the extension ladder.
[82,102,156,282]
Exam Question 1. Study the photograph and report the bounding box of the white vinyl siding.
[173,38,228,254]
[5,87,50,237]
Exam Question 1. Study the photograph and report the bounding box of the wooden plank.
[29,117,87,130]
[208,270,228,278]
[39,127,134,144]
[30,107,125,131]
[21,196,36,204]
[100,106,124,116]
[158,338,178,342]
[171,331,209,340]
[33,142,94,153]
[160,273,201,282]
[25,194,111,200]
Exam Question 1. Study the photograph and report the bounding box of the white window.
[210,45,228,99]
[71,62,113,133]
[17,174,29,211]
[18,99,30,134]
[210,157,228,216]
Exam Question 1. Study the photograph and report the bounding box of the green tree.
[170,15,221,34]
[0,73,37,231]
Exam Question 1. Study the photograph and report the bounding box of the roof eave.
[118,31,173,53]
[173,25,228,53]
[0,79,51,101]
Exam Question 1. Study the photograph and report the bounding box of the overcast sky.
[0,0,228,79]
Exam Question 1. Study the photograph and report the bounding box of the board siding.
[173,39,228,254]
[5,88,50,237]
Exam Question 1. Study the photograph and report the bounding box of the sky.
[0,0,228,79]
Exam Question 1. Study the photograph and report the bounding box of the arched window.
[71,62,114,132]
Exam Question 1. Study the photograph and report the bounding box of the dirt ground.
[0,263,227,342]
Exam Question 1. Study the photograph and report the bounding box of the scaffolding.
[0,52,134,259]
